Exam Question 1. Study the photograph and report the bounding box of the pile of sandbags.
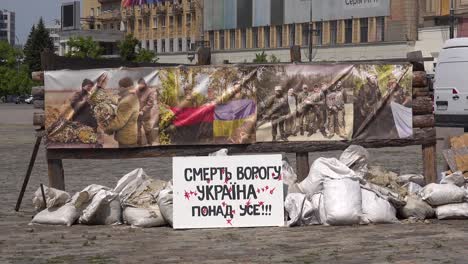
[419,172,468,220]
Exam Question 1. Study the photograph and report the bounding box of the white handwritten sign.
[173,155,284,229]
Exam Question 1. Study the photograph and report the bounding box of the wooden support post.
[296,152,309,182]
[422,143,437,184]
[47,158,65,190]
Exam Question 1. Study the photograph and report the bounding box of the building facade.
[0,10,15,46]
[199,0,419,65]
[65,0,124,57]
[46,21,61,55]
[121,0,203,58]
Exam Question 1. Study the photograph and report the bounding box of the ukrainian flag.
[213,99,256,139]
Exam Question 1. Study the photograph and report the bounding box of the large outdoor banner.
[172,155,284,229]
[44,63,412,148]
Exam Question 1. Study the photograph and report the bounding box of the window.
[289,25,295,46]
[230,30,236,49]
[209,31,214,49]
[360,18,368,43]
[90,8,95,17]
[376,17,385,41]
[153,17,158,28]
[344,19,353,44]
[302,23,309,46]
[276,26,283,47]
[220,31,225,50]
[145,18,150,28]
[154,40,158,52]
[103,24,107,30]
[161,16,166,27]
[161,39,166,52]
[110,23,114,30]
[253,28,258,48]
[186,13,191,25]
[177,15,182,30]
[315,22,322,45]
[187,38,191,51]
[170,38,174,52]
[178,38,182,51]
[97,7,101,16]
[169,16,174,27]
[265,27,270,48]
[138,19,142,31]
[146,40,150,50]
[241,29,246,49]
[330,21,337,45]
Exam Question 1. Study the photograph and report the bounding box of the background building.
[121,0,203,62]
[0,9,15,46]
[46,20,61,55]
[200,0,418,64]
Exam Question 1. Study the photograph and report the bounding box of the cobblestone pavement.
[1,104,467,264]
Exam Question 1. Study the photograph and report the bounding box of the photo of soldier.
[70,79,98,130]
[325,81,347,139]
[285,88,298,137]
[297,84,310,136]
[354,74,382,132]
[304,84,326,137]
[259,86,290,141]
[136,78,157,146]
[104,77,140,148]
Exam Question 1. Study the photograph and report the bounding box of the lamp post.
[449,0,455,39]
[302,0,319,62]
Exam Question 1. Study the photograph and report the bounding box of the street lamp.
[301,0,320,62]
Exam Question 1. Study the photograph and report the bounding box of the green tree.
[66,36,103,59]
[23,17,54,72]
[253,51,268,63]
[135,48,159,63]
[0,41,35,98]
[269,54,280,63]
[118,34,139,61]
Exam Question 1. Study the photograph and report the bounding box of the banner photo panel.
[44,63,412,149]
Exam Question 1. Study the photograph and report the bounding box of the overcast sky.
[1,0,78,45]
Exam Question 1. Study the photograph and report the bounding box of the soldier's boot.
[281,134,289,141]
[272,135,277,141]
[300,127,304,136]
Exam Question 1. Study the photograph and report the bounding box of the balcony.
[98,9,121,21]
[172,4,183,14]
[122,8,134,20]
[156,5,167,15]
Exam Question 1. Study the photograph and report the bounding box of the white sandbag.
[30,192,88,226]
[419,183,466,206]
[157,182,173,227]
[79,189,121,225]
[323,177,362,225]
[361,182,406,209]
[402,182,423,195]
[397,174,426,186]
[339,145,369,178]
[398,195,434,220]
[287,183,303,194]
[440,171,466,187]
[285,193,325,227]
[298,158,356,195]
[114,168,147,196]
[209,149,229,156]
[123,206,166,228]
[282,157,298,186]
[436,203,468,220]
[361,188,398,224]
[32,185,70,212]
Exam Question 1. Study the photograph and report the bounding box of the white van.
[435,38,468,128]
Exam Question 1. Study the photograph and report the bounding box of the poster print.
[157,66,257,145]
[352,64,413,140]
[172,155,284,229]
[45,68,159,148]
[255,64,355,142]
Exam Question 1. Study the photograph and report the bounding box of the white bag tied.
[397,174,426,187]
[32,185,70,212]
[157,182,174,227]
[123,206,166,228]
[282,157,298,186]
[360,188,398,224]
[285,193,324,227]
[298,158,356,195]
[323,177,362,226]
[436,203,468,220]
[209,149,229,156]
[402,182,423,195]
[419,183,466,206]
[79,189,121,225]
[398,195,434,220]
[339,145,369,178]
[440,171,466,187]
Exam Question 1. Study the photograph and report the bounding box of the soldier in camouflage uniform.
[326,81,347,139]
[262,86,290,141]
[297,84,310,136]
[305,84,326,137]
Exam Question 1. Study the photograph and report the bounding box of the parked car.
[434,38,468,129]
[15,95,27,104]
[24,95,34,104]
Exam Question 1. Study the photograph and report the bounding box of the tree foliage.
[0,41,35,97]
[23,17,54,72]
[66,36,103,59]
[118,34,139,61]
[253,51,268,63]
[269,54,280,63]
[135,48,159,63]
